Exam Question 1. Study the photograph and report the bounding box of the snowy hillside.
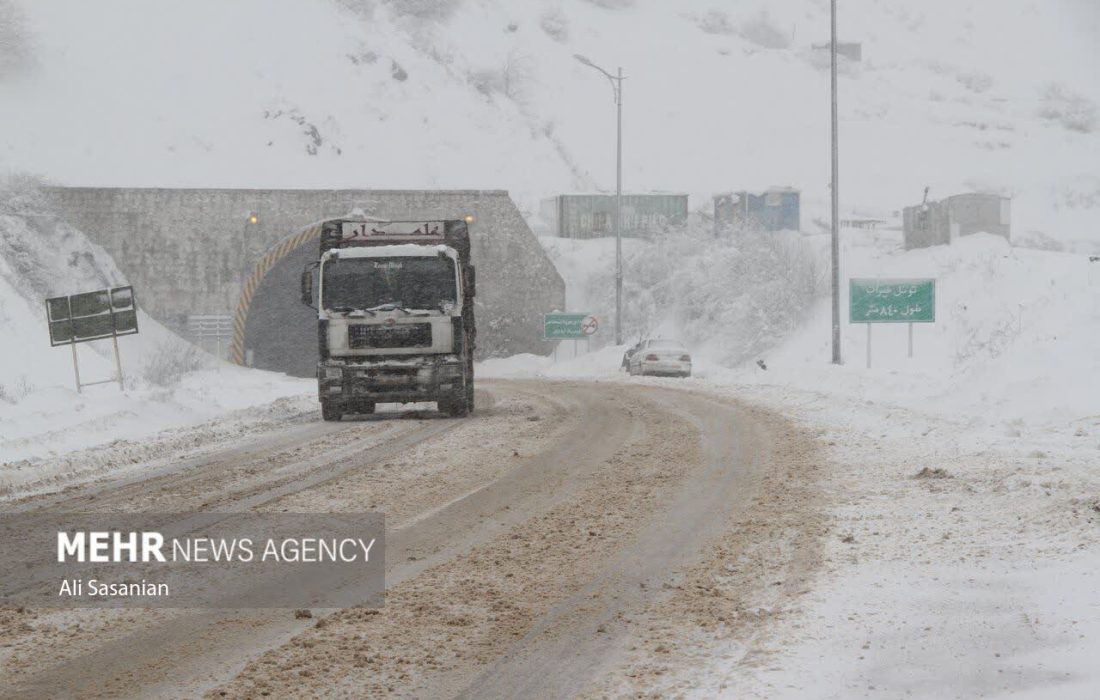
[1,0,1097,248]
[484,226,1100,696]
[0,179,310,479]
[516,224,1100,431]
[752,230,1100,426]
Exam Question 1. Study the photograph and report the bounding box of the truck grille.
[348,323,432,349]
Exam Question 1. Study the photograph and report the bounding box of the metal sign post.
[70,342,82,394]
[111,334,125,390]
[866,323,872,369]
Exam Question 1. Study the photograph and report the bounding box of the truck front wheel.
[439,395,469,417]
[321,401,343,422]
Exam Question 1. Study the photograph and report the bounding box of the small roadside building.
[540,193,689,239]
[713,187,800,236]
[902,192,1010,249]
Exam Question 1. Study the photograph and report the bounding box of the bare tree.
[0,0,31,79]
[469,50,534,107]
[578,223,824,365]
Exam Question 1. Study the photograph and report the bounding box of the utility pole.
[614,66,623,346]
[830,0,842,364]
[574,54,625,345]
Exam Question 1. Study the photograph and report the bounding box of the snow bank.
[683,340,1100,699]
[531,227,1100,430]
[479,344,625,380]
[494,227,1100,698]
[0,179,311,469]
[737,231,1100,427]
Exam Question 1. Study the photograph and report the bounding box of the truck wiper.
[390,305,432,317]
[365,303,414,315]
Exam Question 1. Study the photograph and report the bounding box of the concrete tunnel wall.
[44,188,565,375]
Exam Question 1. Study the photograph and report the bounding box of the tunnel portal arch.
[230,222,321,372]
[45,188,566,368]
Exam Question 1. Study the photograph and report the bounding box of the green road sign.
[46,286,139,346]
[544,313,599,340]
[849,278,935,323]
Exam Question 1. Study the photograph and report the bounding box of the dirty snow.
[482,223,1100,698]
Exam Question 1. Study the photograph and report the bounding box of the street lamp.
[829,1,842,365]
[574,53,625,346]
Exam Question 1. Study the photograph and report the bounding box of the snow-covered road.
[0,379,819,699]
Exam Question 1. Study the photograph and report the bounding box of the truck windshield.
[322,256,457,311]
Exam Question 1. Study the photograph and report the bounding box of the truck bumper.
[317,357,465,404]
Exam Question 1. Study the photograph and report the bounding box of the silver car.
[627,339,692,377]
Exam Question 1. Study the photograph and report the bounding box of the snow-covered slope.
[0,179,310,473]
[484,226,1100,697]
[0,0,584,204]
[2,0,1097,449]
[510,225,1100,430]
[0,177,166,395]
[1,0,1097,247]
[755,230,1100,427]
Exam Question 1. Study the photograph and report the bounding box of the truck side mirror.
[300,266,314,307]
[467,266,475,296]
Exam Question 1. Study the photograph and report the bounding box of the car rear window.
[648,340,684,350]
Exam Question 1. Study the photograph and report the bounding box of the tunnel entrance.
[242,240,318,378]
[52,188,565,362]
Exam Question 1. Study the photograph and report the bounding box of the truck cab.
[302,218,476,420]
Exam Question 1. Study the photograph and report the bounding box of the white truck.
[301,218,476,420]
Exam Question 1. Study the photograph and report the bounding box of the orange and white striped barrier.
[229,223,323,365]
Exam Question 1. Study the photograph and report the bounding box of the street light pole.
[574,54,625,345]
[830,0,842,365]
[614,66,623,346]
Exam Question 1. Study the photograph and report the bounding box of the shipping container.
[713,188,800,235]
[903,192,1010,249]
[540,193,689,239]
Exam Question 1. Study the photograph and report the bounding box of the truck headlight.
[323,367,343,380]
